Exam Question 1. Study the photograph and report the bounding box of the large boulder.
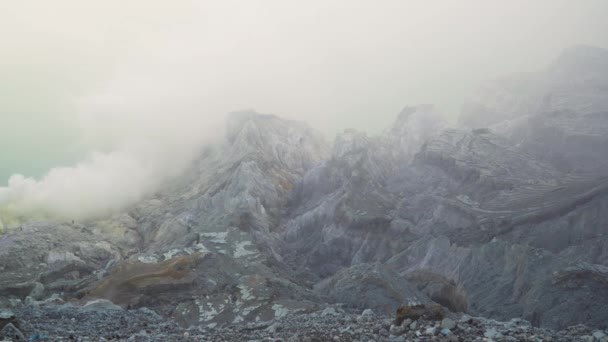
[0,308,17,330]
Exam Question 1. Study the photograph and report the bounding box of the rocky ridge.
[1,46,608,340]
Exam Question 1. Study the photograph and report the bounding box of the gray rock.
[138,307,163,320]
[400,318,412,328]
[0,308,17,333]
[0,308,14,320]
[593,331,608,340]
[266,323,283,334]
[459,314,472,323]
[321,307,338,317]
[25,296,37,306]
[441,318,456,330]
[484,328,500,339]
[389,324,403,336]
[425,327,437,336]
[361,309,374,317]
[0,323,25,341]
[82,299,123,311]
[29,282,45,300]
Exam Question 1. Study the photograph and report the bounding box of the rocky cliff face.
[282,113,608,328]
[0,111,331,328]
[1,47,608,334]
[279,46,608,329]
[460,45,608,174]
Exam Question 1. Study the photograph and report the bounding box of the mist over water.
[2,0,608,219]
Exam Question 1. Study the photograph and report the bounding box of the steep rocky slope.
[460,45,608,173]
[281,112,608,328]
[0,111,333,329]
[280,46,608,329]
[1,47,608,337]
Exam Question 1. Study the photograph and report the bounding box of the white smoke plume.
[1,0,607,223]
[0,32,227,220]
[0,83,225,221]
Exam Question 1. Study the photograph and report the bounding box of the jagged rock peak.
[389,104,441,133]
[226,110,296,141]
[223,110,329,163]
[332,129,370,159]
[387,104,450,161]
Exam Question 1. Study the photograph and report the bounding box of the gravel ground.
[2,303,607,342]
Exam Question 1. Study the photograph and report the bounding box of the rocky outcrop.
[131,110,329,252]
[0,308,17,330]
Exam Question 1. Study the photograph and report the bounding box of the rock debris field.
[1,303,607,342]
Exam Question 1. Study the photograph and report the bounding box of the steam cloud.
[0,31,227,220]
[1,0,607,222]
[0,70,225,220]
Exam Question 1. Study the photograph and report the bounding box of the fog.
[1,0,607,220]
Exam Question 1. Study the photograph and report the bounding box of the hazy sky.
[1,1,607,219]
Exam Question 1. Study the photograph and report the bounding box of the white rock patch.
[272,304,290,319]
[234,241,257,258]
